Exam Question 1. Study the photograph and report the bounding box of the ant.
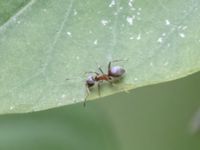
[84,60,126,107]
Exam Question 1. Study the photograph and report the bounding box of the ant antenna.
[84,71,99,75]
[109,59,128,63]
[94,61,105,74]
[65,77,82,81]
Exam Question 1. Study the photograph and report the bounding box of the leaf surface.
[0,0,200,113]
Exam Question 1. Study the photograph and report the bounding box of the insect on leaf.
[0,0,200,114]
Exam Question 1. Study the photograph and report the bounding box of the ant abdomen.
[109,66,125,77]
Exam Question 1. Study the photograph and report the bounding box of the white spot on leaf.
[109,0,115,7]
[162,33,166,36]
[61,94,66,98]
[114,12,118,15]
[89,30,93,34]
[101,19,109,26]
[126,16,134,25]
[150,62,154,66]
[179,33,185,38]
[10,106,14,110]
[94,39,98,45]
[137,12,140,15]
[182,26,188,30]
[157,37,163,43]
[129,36,134,40]
[128,0,134,7]
[57,102,62,106]
[165,19,170,26]
[73,9,78,15]
[42,9,47,12]
[67,32,72,36]
[136,33,141,40]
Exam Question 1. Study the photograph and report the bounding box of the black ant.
[84,60,126,106]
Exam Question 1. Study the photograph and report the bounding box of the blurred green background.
[0,72,199,150]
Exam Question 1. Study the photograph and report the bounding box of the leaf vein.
[0,0,36,33]
[41,0,74,74]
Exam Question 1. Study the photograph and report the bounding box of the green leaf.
[0,0,200,114]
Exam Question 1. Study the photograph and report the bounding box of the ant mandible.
[84,60,126,107]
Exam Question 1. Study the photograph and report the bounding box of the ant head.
[109,66,125,77]
[86,75,95,87]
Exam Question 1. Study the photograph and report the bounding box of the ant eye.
[110,66,125,77]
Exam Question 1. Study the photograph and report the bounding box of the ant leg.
[83,85,90,107]
[108,61,111,74]
[94,61,105,74]
[106,79,114,86]
[84,71,99,75]
[98,66,105,74]
[107,81,129,93]
[97,82,101,97]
